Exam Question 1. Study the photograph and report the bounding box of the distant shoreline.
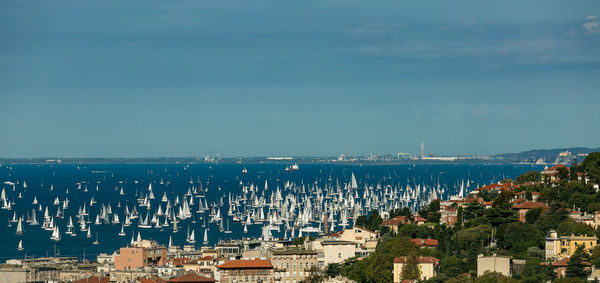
[0,158,547,165]
[4,147,595,165]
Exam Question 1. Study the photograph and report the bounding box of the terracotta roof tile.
[169,273,216,282]
[394,256,439,264]
[171,257,191,266]
[217,259,273,269]
[513,201,548,209]
[411,238,438,246]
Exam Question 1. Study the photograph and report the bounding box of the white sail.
[16,218,23,235]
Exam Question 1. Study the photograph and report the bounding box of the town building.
[477,255,512,277]
[569,210,600,228]
[168,272,216,282]
[182,256,215,277]
[545,230,598,259]
[411,238,438,249]
[382,216,428,231]
[319,241,357,267]
[512,201,548,223]
[73,276,111,283]
[216,259,274,283]
[392,256,439,282]
[114,239,168,271]
[439,207,458,226]
[270,248,318,282]
[541,164,569,184]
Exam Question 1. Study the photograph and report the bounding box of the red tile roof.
[394,256,439,264]
[477,183,514,192]
[330,231,344,237]
[217,259,273,269]
[513,201,548,209]
[414,216,427,222]
[169,273,216,282]
[544,164,569,173]
[382,215,426,226]
[411,238,438,246]
[171,257,191,266]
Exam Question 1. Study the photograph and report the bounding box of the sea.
[0,163,543,262]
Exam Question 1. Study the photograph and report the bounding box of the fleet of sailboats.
[0,163,516,254]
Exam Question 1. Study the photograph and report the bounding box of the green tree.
[401,253,422,280]
[517,171,541,184]
[566,244,591,279]
[439,256,467,278]
[324,263,341,277]
[354,215,367,228]
[557,219,595,236]
[445,273,473,283]
[363,210,383,231]
[591,245,600,267]
[302,266,324,283]
[492,191,514,209]
[525,207,542,224]
[467,241,481,271]
[521,257,555,283]
[580,152,600,184]
[486,206,517,227]
[558,166,570,181]
[474,271,519,283]
[497,222,543,257]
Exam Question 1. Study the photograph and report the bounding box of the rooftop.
[394,256,439,264]
[217,259,273,269]
[169,273,216,282]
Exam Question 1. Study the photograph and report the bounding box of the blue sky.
[1,0,599,157]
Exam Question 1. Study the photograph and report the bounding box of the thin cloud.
[584,15,600,34]
[347,22,403,37]
[584,21,600,34]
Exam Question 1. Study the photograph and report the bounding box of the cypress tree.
[401,253,422,280]
[566,244,591,279]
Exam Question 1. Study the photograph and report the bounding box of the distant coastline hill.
[0,147,598,164]
[494,147,600,164]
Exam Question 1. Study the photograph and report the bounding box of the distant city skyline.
[1,0,599,158]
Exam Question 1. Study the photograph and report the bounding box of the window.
[338,253,341,258]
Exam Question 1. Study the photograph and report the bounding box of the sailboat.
[203,229,208,245]
[118,224,126,236]
[93,232,99,245]
[224,219,232,234]
[17,240,23,251]
[15,218,23,235]
[51,226,61,241]
[189,229,196,244]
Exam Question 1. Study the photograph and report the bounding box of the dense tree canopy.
[308,152,600,283]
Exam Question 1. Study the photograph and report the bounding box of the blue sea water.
[0,163,543,262]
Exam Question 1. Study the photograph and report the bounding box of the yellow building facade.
[545,230,598,259]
